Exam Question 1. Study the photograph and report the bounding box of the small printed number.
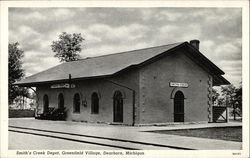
[232,152,241,155]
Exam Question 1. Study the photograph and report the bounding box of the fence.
[212,106,228,123]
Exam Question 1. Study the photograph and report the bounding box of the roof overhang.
[13,74,116,87]
[213,75,230,86]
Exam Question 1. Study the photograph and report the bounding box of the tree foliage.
[8,42,29,104]
[219,84,242,117]
[220,84,237,107]
[51,32,84,62]
[235,84,242,112]
[212,88,220,104]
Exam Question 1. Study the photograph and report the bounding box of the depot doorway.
[174,91,184,122]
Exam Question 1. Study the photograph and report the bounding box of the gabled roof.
[15,41,230,86]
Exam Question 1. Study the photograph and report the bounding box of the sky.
[9,8,242,87]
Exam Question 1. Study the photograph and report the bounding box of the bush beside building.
[9,109,35,118]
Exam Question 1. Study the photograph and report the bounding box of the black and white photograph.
[0,1,249,158]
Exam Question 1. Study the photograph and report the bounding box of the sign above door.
[50,83,75,89]
[169,82,188,88]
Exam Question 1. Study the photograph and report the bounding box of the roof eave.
[185,42,225,75]
[13,74,114,87]
[213,75,230,86]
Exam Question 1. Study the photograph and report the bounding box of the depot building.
[15,40,230,125]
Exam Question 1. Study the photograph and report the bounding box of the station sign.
[50,83,75,89]
[169,82,188,88]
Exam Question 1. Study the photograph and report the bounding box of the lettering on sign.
[169,82,188,88]
[51,83,76,89]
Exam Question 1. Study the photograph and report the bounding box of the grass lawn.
[148,126,242,142]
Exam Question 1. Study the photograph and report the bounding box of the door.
[113,91,123,122]
[174,91,184,122]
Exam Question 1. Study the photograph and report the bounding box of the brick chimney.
[190,39,200,50]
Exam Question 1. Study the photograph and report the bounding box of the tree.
[220,84,237,108]
[220,84,242,120]
[51,32,84,62]
[8,42,29,104]
[211,88,220,105]
[235,84,242,114]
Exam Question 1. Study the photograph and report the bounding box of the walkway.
[9,118,242,150]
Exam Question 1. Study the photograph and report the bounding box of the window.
[43,94,49,113]
[58,93,64,109]
[73,93,80,113]
[91,92,99,114]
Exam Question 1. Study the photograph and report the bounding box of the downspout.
[69,74,72,88]
[67,74,72,115]
[103,79,136,126]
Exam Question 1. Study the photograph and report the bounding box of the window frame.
[91,92,99,114]
[73,93,81,113]
[58,93,64,109]
[43,94,49,113]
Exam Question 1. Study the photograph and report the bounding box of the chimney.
[190,39,200,50]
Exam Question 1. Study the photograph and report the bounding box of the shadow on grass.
[146,126,242,142]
